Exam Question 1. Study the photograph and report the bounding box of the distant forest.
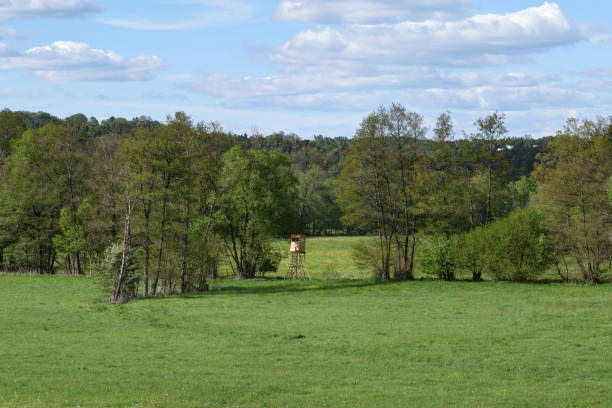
[0,107,609,301]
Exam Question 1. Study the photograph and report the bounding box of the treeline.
[338,105,611,283]
[0,106,607,301]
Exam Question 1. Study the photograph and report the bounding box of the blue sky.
[0,0,610,138]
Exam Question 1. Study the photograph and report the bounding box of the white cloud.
[0,0,99,20]
[101,0,253,30]
[573,79,612,93]
[0,41,166,81]
[275,0,474,24]
[0,88,40,97]
[187,69,560,101]
[0,41,17,56]
[272,3,586,68]
[583,67,612,78]
[408,86,600,111]
[142,91,190,101]
[185,69,571,112]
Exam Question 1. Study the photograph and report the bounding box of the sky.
[0,0,610,138]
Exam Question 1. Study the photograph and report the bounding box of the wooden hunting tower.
[287,234,309,279]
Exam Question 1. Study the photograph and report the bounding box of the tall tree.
[534,117,612,282]
[0,109,25,168]
[216,146,297,279]
[337,105,425,280]
[472,112,508,224]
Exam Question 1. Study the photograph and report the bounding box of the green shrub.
[417,236,456,281]
[95,243,140,303]
[484,208,554,281]
[457,226,489,281]
[257,248,282,276]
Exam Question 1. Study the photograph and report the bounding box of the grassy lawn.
[2,274,612,407]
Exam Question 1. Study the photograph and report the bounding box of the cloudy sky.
[0,0,610,138]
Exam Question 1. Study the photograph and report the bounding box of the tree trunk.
[151,193,169,296]
[142,203,151,297]
[112,179,134,304]
[180,200,190,293]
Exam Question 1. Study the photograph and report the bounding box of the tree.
[148,116,185,294]
[458,226,488,281]
[337,104,425,280]
[296,165,342,236]
[534,117,612,282]
[0,109,25,168]
[472,112,508,224]
[337,109,395,279]
[422,112,466,235]
[417,236,455,281]
[0,125,90,273]
[216,146,297,279]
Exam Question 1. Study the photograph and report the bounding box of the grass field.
[217,236,369,279]
[275,236,368,279]
[2,273,612,407]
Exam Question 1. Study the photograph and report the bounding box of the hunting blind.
[287,234,309,279]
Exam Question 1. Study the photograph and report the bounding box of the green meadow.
[275,236,367,279]
[2,267,612,407]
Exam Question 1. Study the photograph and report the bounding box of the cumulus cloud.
[185,68,569,112]
[272,3,586,67]
[187,69,561,101]
[0,41,166,81]
[0,0,99,20]
[101,0,252,30]
[408,86,600,111]
[275,0,474,24]
[176,1,600,133]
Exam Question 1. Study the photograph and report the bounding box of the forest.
[0,106,610,302]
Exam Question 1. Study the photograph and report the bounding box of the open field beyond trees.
[2,270,612,407]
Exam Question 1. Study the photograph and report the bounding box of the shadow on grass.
[133,276,589,303]
[135,278,397,302]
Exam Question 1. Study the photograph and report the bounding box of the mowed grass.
[2,275,612,407]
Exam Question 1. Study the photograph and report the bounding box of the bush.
[257,248,282,276]
[484,208,554,281]
[457,226,488,281]
[417,236,456,281]
[95,243,140,303]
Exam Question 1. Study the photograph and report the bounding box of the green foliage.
[417,236,455,281]
[533,117,612,282]
[296,165,343,235]
[52,197,94,273]
[0,108,25,163]
[484,208,555,281]
[337,104,427,280]
[457,226,488,281]
[216,146,298,278]
[256,248,282,276]
[508,176,536,209]
[95,243,140,302]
